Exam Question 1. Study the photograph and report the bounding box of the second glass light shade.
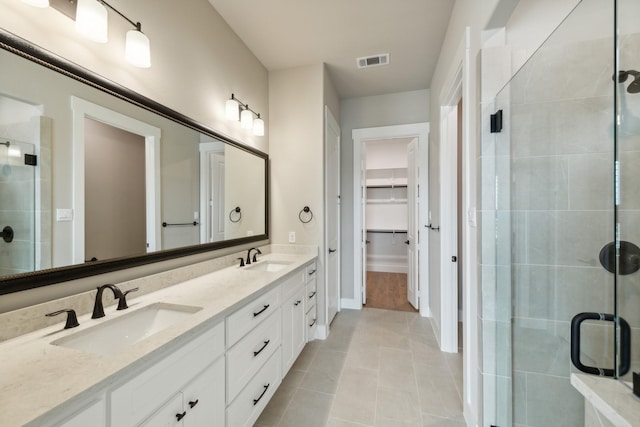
[125,29,151,68]
[75,0,108,43]
[240,108,253,129]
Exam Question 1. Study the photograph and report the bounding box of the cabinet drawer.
[227,308,281,403]
[110,321,224,427]
[226,285,281,347]
[306,307,317,340]
[226,349,282,427]
[305,278,317,314]
[306,262,317,282]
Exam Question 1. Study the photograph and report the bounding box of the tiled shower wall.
[480,30,640,426]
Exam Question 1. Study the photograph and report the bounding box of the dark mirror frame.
[0,29,269,295]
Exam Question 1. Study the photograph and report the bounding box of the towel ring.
[299,206,313,224]
[229,206,242,223]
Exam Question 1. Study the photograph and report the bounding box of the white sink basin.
[245,260,291,272]
[52,303,202,355]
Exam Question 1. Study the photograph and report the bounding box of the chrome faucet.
[92,284,123,319]
[246,247,262,265]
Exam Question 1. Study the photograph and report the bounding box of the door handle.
[329,248,337,253]
[451,256,457,262]
[404,240,410,245]
[570,312,631,376]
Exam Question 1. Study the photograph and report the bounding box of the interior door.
[325,107,340,324]
[407,141,419,309]
[361,156,367,305]
[208,151,225,243]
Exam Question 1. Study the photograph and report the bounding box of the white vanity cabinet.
[56,396,106,427]
[281,269,307,374]
[110,321,225,427]
[305,262,318,340]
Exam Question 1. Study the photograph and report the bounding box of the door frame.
[71,97,161,264]
[199,141,226,243]
[350,123,430,317]
[324,106,341,326]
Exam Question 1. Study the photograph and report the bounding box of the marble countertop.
[571,373,640,427]
[0,248,316,427]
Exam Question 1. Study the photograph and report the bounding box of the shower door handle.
[570,312,631,377]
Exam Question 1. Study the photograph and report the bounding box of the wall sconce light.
[226,94,265,136]
[22,0,151,68]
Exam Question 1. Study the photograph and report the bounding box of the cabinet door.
[57,397,106,427]
[282,287,305,374]
[139,393,183,427]
[184,357,225,427]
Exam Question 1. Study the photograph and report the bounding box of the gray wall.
[339,90,429,299]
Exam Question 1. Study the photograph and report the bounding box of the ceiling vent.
[357,53,390,69]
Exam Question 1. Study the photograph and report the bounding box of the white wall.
[340,89,429,299]
[269,64,339,333]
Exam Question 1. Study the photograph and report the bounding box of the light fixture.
[75,0,108,43]
[225,94,265,136]
[253,114,265,136]
[21,0,49,8]
[27,0,151,68]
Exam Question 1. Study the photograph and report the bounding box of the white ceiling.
[207,0,456,99]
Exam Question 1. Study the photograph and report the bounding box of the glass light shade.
[7,146,22,158]
[253,117,265,136]
[125,30,151,68]
[21,0,49,7]
[240,108,253,129]
[75,0,108,43]
[226,99,239,121]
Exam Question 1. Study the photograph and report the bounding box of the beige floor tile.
[345,340,381,371]
[421,413,466,426]
[325,417,373,427]
[378,347,417,392]
[277,388,334,427]
[329,366,378,425]
[375,386,421,422]
[299,348,348,394]
[292,341,320,371]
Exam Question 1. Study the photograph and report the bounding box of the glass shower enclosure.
[482,0,640,425]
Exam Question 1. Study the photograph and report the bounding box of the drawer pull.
[253,383,270,406]
[308,269,316,275]
[294,300,302,306]
[188,399,199,408]
[309,318,317,327]
[253,304,270,317]
[308,291,316,299]
[176,411,187,421]
[253,340,271,357]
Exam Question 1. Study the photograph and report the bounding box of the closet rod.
[366,229,407,234]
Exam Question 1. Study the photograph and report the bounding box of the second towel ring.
[299,206,313,223]
[229,206,242,223]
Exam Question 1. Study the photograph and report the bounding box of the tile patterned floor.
[255,308,465,427]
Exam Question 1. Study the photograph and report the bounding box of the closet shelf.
[366,199,408,205]
[366,229,408,234]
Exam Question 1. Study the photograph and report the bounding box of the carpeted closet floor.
[364,271,417,312]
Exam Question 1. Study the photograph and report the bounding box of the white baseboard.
[340,298,361,310]
[314,324,328,340]
[366,254,408,274]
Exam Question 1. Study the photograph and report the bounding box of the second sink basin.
[52,302,202,355]
[245,260,292,272]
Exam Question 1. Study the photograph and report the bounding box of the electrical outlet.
[288,231,296,243]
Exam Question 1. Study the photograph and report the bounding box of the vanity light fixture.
[225,94,265,136]
[22,0,151,68]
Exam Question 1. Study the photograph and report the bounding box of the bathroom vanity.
[0,245,317,427]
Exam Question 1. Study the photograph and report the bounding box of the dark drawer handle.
[308,269,316,275]
[253,383,270,405]
[253,340,271,357]
[309,318,317,327]
[176,411,186,421]
[571,312,631,376]
[188,399,199,408]
[294,300,302,306]
[253,304,270,317]
[308,291,316,299]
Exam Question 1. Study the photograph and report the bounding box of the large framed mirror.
[0,29,269,295]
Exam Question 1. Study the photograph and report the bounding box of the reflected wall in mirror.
[0,33,268,293]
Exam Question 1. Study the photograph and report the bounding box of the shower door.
[0,139,36,277]
[614,0,640,389]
